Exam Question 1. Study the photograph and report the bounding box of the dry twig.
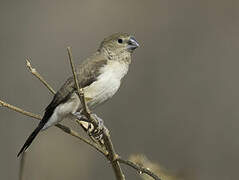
[0,48,161,180]
[25,59,106,155]
[26,59,56,94]
[67,47,125,180]
[0,99,106,155]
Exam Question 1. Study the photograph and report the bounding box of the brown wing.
[17,51,109,156]
[45,52,107,112]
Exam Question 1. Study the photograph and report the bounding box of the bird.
[17,32,139,157]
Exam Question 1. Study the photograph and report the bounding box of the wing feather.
[17,53,107,156]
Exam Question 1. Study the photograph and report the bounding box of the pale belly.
[42,61,129,130]
[84,60,128,108]
[85,77,121,108]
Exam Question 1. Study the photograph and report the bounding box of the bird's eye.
[117,39,123,44]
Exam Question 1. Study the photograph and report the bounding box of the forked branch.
[0,99,106,155]
[67,47,125,180]
[0,48,161,180]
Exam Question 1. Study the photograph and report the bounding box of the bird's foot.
[73,112,90,123]
[90,113,108,140]
[72,112,107,140]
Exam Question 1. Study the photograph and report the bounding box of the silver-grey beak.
[127,36,139,51]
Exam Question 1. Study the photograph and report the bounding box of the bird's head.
[99,33,139,60]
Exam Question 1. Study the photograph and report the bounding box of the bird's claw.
[89,113,106,140]
[73,112,106,140]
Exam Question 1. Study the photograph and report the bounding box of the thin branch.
[55,123,107,156]
[117,158,161,180]
[66,47,93,121]
[0,99,41,120]
[25,57,107,155]
[0,99,106,155]
[2,48,160,180]
[66,47,81,95]
[66,47,125,180]
[102,129,124,179]
[26,59,56,94]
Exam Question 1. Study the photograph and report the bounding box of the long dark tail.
[17,92,58,157]
[17,123,44,157]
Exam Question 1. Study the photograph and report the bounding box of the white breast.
[42,61,128,130]
[85,60,129,108]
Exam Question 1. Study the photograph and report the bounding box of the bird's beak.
[127,36,139,51]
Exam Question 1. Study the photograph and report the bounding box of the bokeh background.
[1,0,239,179]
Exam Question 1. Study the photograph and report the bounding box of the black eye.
[117,38,123,44]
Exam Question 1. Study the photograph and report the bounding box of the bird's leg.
[72,111,93,133]
[90,113,107,140]
[72,112,107,140]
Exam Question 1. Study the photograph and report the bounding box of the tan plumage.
[17,32,139,157]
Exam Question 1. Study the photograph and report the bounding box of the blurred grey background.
[0,0,239,179]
